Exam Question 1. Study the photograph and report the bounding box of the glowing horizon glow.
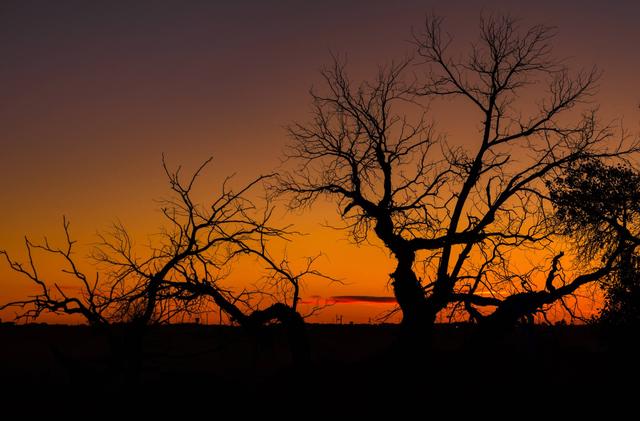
[1,1,637,324]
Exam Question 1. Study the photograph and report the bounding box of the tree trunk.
[391,251,433,334]
[247,303,310,368]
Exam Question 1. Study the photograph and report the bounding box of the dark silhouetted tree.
[279,14,637,334]
[549,159,640,326]
[1,157,328,370]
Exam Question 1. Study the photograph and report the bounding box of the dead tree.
[279,14,638,333]
[1,157,329,369]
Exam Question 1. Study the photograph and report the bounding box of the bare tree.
[1,216,112,326]
[279,15,638,333]
[1,157,328,367]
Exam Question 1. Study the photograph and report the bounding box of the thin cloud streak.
[329,296,396,304]
[299,295,396,306]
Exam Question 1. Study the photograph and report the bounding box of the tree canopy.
[549,159,640,326]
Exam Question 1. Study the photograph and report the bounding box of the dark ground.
[0,323,638,410]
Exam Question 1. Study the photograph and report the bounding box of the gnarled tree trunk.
[391,250,433,338]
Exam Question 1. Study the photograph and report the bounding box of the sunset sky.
[1,0,638,324]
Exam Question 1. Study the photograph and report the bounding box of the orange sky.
[1,1,638,324]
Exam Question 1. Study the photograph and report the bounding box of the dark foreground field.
[1,323,638,409]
